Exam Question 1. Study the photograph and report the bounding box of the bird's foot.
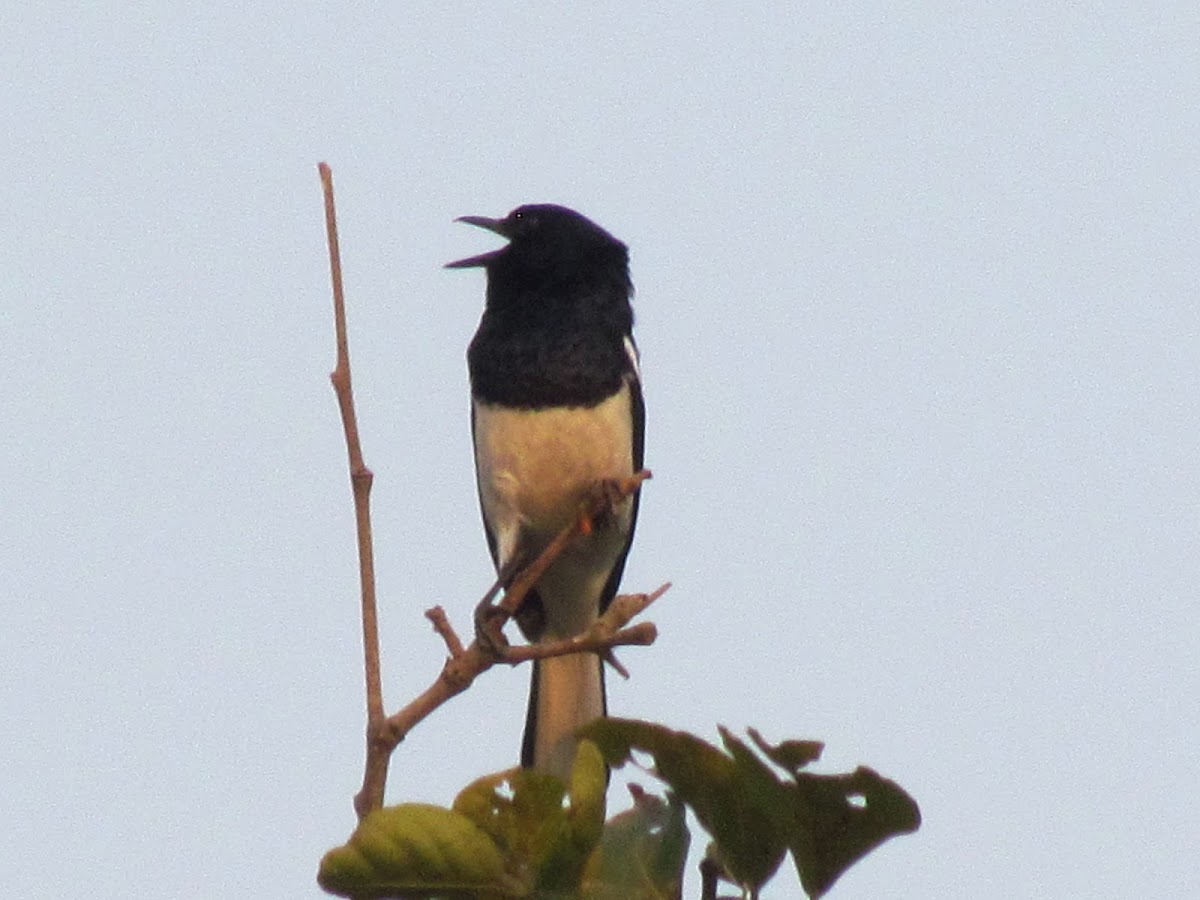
[578,471,649,534]
[473,596,510,657]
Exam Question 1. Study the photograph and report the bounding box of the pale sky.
[4,4,1198,898]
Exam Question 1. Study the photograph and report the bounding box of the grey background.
[3,4,1197,897]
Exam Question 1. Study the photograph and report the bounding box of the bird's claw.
[473,598,510,657]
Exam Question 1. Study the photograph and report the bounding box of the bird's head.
[446,204,627,279]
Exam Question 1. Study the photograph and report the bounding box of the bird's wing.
[598,338,644,614]
[470,400,501,569]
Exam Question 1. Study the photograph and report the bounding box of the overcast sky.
[4,4,1198,898]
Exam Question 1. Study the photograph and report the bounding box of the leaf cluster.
[584,720,920,898]
[318,721,918,899]
[319,740,687,899]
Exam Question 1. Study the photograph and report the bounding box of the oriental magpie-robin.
[447,204,643,779]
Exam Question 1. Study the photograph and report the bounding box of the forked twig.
[382,581,669,753]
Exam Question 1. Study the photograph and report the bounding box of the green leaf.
[450,742,608,894]
[564,740,609,852]
[785,766,921,898]
[453,766,566,865]
[581,719,787,892]
[317,802,518,899]
[747,727,824,774]
[581,786,690,900]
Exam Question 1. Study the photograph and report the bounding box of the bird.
[447,203,644,780]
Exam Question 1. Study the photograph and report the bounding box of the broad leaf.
[581,786,690,900]
[785,766,921,897]
[317,802,517,899]
[451,741,608,894]
[581,719,787,891]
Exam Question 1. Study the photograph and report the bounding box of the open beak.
[445,215,509,268]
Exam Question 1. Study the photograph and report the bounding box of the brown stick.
[318,163,388,819]
[377,582,669,751]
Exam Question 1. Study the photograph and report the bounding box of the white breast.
[473,384,636,635]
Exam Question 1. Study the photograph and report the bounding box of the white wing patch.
[624,335,641,383]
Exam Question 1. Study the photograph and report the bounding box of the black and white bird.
[447,204,644,779]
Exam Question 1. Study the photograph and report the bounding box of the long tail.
[521,653,606,779]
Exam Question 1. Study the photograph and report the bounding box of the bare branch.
[319,163,387,819]
[377,582,669,752]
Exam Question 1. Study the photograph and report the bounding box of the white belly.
[473,385,636,636]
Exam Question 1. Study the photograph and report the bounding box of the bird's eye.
[511,209,538,232]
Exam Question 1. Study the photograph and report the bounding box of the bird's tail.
[521,652,606,780]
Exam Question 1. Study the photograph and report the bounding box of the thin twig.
[319,163,387,819]
[376,582,669,751]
